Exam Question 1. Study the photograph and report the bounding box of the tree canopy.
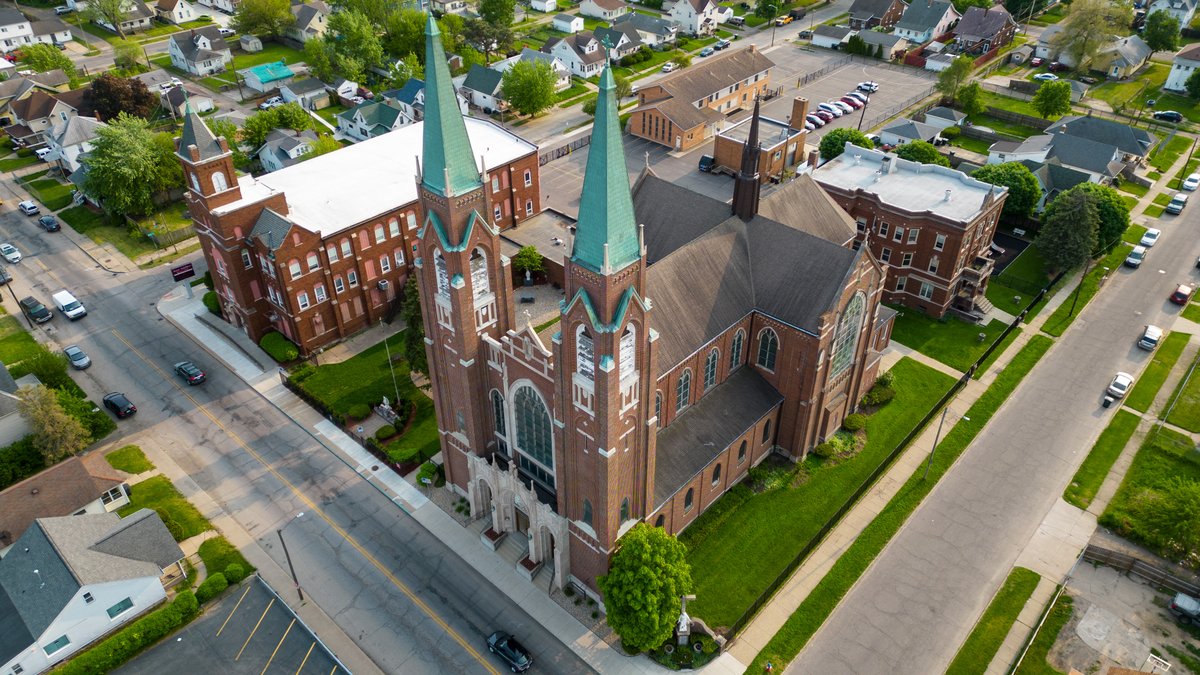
[463,17,512,62]
[400,276,427,376]
[111,38,142,71]
[242,102,312,147]
[597,524,693,652]
[1143,9,1180,52]
[501,60,557,117]
[971,162,1041,220]
[512,246,544,274]
[958,82,985,116]
[18,384,88,463]
[1037,187,1099,272]
[1188,70,1200,100]
[479,0,516,26]
[1050,0,1132,70]
[1031,80,1072,119]
[232,0,293,37]
[935,56,972,104]
[86,0,134,38]
[819,128,874,161]
[84,113,182,217]
[21,43,74,76]
[755,0,779,20]
[88,73,158,120]
[895,141,950,166]
[306,9,383,82]
[1065,182,1130,254]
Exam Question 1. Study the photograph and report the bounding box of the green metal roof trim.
[561,285,647,334]
[421,208,491,252]
[421,14,481,198]
[249,61,293,83]
[571,65,640,275]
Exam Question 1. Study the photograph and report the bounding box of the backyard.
[986,244,1055,319]
[0,312,42,366]
[19,170,75,211]
[1088,62,1168,117]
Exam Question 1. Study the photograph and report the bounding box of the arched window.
[704,349,719,390]
[582,499,593,526]
[757,328,779,371]
[212,171,227,192]
[433,250,449,295]
[830,293,866,377]
[730,329,745,370]
[190,173,200,193]
[712,464,721,485]
[619,325,636,380]
[491,390,507,455]
[684,488,694,512]
[762,419,772,444]
[655,391,662,426]
[576,326,595,380]
[675,370,691,413]
[738,440,747,463]
[620,498,629,522]
[514,385,554,488]
[655,514,665,528]
[470,248,490,299]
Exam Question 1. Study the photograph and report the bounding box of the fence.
[724,273,1063,638]
[538,133,591,166]
[860,84,939,132]
[797,54,853,88]
[983,106,1052,131]
[1083,544,1200,597]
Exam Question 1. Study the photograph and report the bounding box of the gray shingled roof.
[0,523,77,664]
[1046,133,1125,176]
[656,47,774,105]
[857,30,907,50]
[954,5,1013,41]
[462,64,503,97]
[924,105,966,123]
[87,509,184,570]
[896,0,955,33]
[252,208,293,250]
[1044,114,1155,157]
[612,11,676,37]
[881,118,941,142]
[178,111,225,161]
[813,24,853,39]
[286,77,327,95]
[0,7,25,26]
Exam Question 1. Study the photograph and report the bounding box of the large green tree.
[895,140,950,166]
[464,17,512,62]
[384,8,426,59]
[971,162,1041,220]
[1050,0,1132,70]
[17,384,89,463]
[208,117,251,170]
[1187,69,1200,100]
[755,0,779,21]
[597,524,693,652]
[1143,9,1181,52]
[400,276,427,376]
[1031,80,1072,119]
[87,73,158,120]
[936,56,973,104]
[1036,187,1099,272]
[819,128,874,161]
[479,0,516,26]
[85,0,134,38]
[1064,183,1130,254]
[306,9,382,82]
[111,38,142,71]
[242,102,312,147]
[21,43,74,76]
[232,0,293,37]
[85,113,182,217]
[958,81,985,117]
[501,60,557,117]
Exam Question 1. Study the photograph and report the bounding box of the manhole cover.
[372,465,379,471]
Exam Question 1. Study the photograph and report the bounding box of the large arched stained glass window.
[730,329,745,370]
[830,293,865,377]
[491,390,507,455]
[514,385,555,488]
[704,349,719,390]
[757,328,779,371]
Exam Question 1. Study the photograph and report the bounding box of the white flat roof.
[216,117,538,235]
[814,143,1004,223]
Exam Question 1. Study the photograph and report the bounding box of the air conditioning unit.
[377,279,389,291]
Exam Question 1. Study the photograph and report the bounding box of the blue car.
[699,46,714,56]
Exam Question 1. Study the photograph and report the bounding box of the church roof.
[178,109,224,161]
[421,14,481,198]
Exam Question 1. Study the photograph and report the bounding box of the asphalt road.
[0,199,592,674]
[789,202,1200,668]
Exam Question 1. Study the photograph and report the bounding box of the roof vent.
[944,189,953,202]
[853,154,862,165]
[873,169,882,182]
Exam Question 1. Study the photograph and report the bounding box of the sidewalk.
[156,287,748,675]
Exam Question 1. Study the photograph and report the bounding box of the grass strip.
[1184,304,1200,323]
[747,335,1054,673]
[1126,331,1191,412]
[945,567,1041,675]
[1062,409,1140,509]
[1165,349,1200,431]
[105,444,154,474]
[1012,592,1072,675]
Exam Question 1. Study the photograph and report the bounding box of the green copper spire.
[421,14,480,197]
[571,65,639,275]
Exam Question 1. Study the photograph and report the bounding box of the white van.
[52,290,86,320]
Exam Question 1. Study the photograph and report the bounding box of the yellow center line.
[260,617,296,675]
[110,329,500,675]
[216,583,255,638]
[236,597,275,661]
[295,641,317,675]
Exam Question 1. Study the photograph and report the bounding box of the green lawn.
[887,312,1008,373]
[555,81,590,103]
[59,204,157,261]
[1146,204,1166,218]
[230,43,305,71]
[1063,409,1140,509]
[1126,331,1191,412]
[1116,180,1149,198]
[988,245,1056,320]
[22,175,75,211]
[315,103,348,127]
[965,112,1045,140]
[979,90,1051,120]
[1152,192,1174,206]
[749,336,1055,673]
[1166,349,1200,431]
[684,358,955,631]
[118,475,213,542]
[1041,239,1137,337]
[0,153,41,172]
[197,536,255,577]
[105,444,154,474]
[948,134,993,154]
[945,567,1042,675]
[0,315,41,366]
[1089,63,1168,116]
[1184,303,1200,323]
[1151,135,1192,174]
[134,202,196,237]
[1013,593,1073,675]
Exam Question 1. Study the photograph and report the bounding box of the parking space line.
[294,641,316,675]
[216,583,255,638]
[327,665,338,675]
[259,617,296,675]
[235,597,275,661]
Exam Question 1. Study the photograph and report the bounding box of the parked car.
[54,4,71,13]
[698,154,715,172]
[774,15,793,25]
[839,96,863,109]
[17,200,38,215]
[661,62,677,73]
[857,81,879,92]
[1154,110,1184,122]
[1033,72,1058,81]
[803,120,816,131]
[1,243,21,263]
[788,7,806,18]
[1171,283,1195,305]
[1170,593,1200,624]
[487,632,532,673]
[830,100,853,114]
[1106,372,1134,398]
[63,345,91,370]
[218,27,235,37]
[817,102,844,117]
[0,265,13,285]
[36,215,59,232]
[1030,56,1044,67]
[1140,228,1161,247]
[1138,324,1163,351]
[814,109,835,121]
[714,38,731,50]
[1048,61,1069,72]
[865,133,882,146]
[844,91,868,103]
[805,113,825,127]
[1185,173,1200,191]
[258,96,284,110]
[52,289,86,320]
[727,16,745,26]
[1124,245,1146,268]
[699,46,714,57]
[174,361,206,385]
[103,392,137,418]
[1167,193,1189,214]
[34,147,52,160]
[18,296,50,323]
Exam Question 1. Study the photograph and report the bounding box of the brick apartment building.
[178,105,540,355]
[627,45,773,151]
[814,144,1008,319]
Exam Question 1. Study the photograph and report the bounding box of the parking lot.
[118,577,344,675]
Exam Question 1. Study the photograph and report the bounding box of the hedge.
[259,331,299,362]
[224,563,246,584]
[196,572,228,604]
[54,591,199,674]
[202,291,221,316]
[842,414,867,432]
[375,424,396,440]
[196,537,255,580]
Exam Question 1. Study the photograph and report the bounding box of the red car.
[1171,284,1194,305]
[1048,61,1069,72]
[1030,57,1044,67]
[839,96,863,109]
[814,109,834,121]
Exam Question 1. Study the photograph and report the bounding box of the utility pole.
[277,512,305,603]
[856,93,870,130]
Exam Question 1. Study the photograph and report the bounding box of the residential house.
[921,105,966,130]
[848,0,908,30]
[812,25,855,49]
[211,0,241,13]
[280,77,330,110]
[0,8,72,51]
[553,13,582,33]
[460,64,506,111]
[30,19,72,47]
[154,0,195,24]
[879,118,941,146]
[1093,35,1152,79]
[953,5,1015,54]
[0,510,185,675]
[493,49,572,91]
[1033,24,1071,65]
[595,24,642,61]
[815,142,1008,318]
[93,1,155,34]
[579,0,628,20]
[0,75,66,126]
[1167,43,1200,91]
[668,0,723,36]
[894,0,958,43]
[924,51,957,71]
[857,30,909,59]
[336,99,408,141]
[242,61,295,93]
[430,0,468,13]
[628,45,774,151]
[543,31,607,78]
[1147,0,1197,31]
[44,115,106,174]
[0,363,35,457]
[168,26,233,76]
[613,11,678,47]
[330,77,358,102]
[988,134,1127,182]
[531,0,556,11]
[4,89,85,146]
[1017,158,1094,211]
[0,454,130,559]
[380,77,468,123]
[162,85,214,116]
[257,128,318,172]
[1044,113,1155,161]
[287,1,329,44]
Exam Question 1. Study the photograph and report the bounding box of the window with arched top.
[287,259,302,279]
[619,325,636,380]
[582,499,593,526]
[655,514,665,528]
[675,370,691,413]
[762,419,772,444]
[306,252,319,272]
[730,329,745,370]
[470,248,490,299]
[514,385,554,488]
[212,171,227,192]
[490,390,507,455]
[757,328,779,371]
[620,498,629,522]
[712,464,721,485]
[704,348,719,390]
[655,391,662,426]
[738,440,747,463]
[684,488,694,512]
[576,325,595,380]
[433,250,449,295]
[830,293,866,378]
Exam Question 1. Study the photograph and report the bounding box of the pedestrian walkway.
[983,576,1059,675]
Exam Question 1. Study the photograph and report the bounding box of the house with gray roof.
[336,99,409,142]
[280,77,330,110]
[921,105,966,130]
[812,24,855,49]
[594,24,642,60]
[879,118,941,146]
[953,5,1015,54]
[1093,35,1152,79]
[542,30,607,78]
[1015,158,1094,211]
[895,0,959,43]
[552,13,582,32]
[492,48,572,91]
[857,30,910,59]
[613,11,678,47]
[460,64,506,112]
[380,77,468,124]
[286,0,329,43]
[988,133,1127,181]
[257,128,319,172]
[43,115,106,174]
[1147,0,1197,31]
[93,0,155,34]
[848,0,907,30]
[1044,113,1155,159]
[0,510,183,675]
[168,26,231,76]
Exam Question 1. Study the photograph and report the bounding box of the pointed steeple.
[732,98,762,221]
[571,65,639,275]
[421,14,481,198]
[178,109,224,162]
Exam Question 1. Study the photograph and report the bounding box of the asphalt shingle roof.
[896,0,955,33]
[251,208,293,250]
[462,64,503,96]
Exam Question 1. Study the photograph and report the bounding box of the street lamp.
[923,407,968,480]
[276,512,304,602]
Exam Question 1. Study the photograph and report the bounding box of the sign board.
[170,263,195,282]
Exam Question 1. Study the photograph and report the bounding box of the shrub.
[861,384,896,407]
[375,424,396,440]
[876,370,895,388]
[387,445,421,464]
[941,125,961,139]
[197,536,254,579]
[0,437,44,490]
[348,403,371,420]
[288,361,316,383]
[56,591,198,674]
[842,414,867,432]
[812,442,837,459]
[202,291,221,316]
[416,461,440,486]
[195,572,228,604]
[16,147,31,157]
[259,331,299,362]
[202,270,214,290]
[223,563,246,584]
[564,585,576,597]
